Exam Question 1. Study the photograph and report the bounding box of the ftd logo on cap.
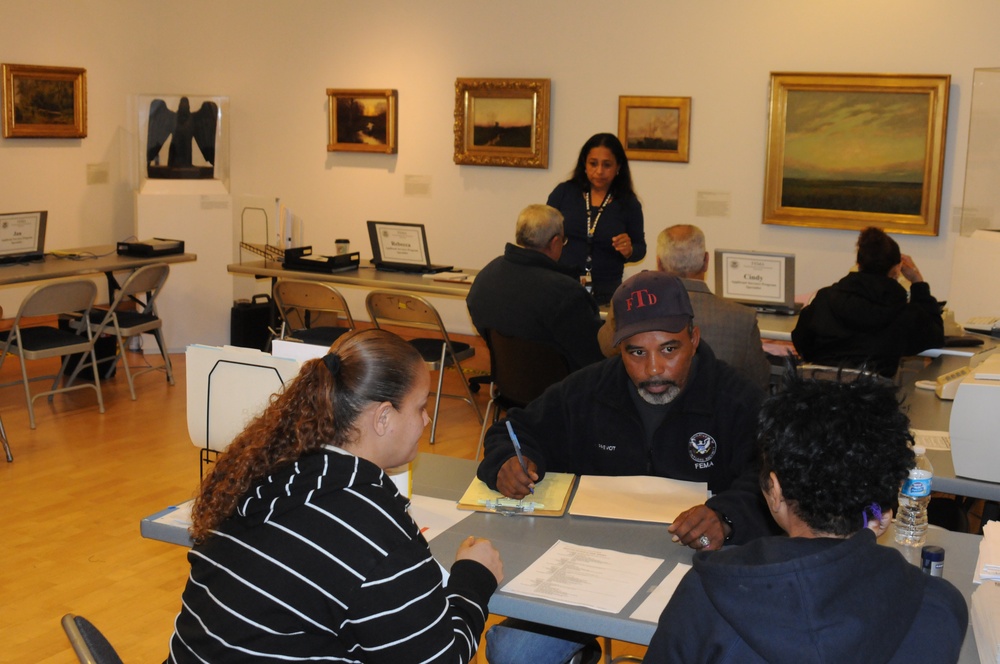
[624,288,658,311]
[611,272,694,346]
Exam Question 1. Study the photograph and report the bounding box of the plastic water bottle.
[895,446,933,546]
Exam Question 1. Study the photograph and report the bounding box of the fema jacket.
[477,343,776,544]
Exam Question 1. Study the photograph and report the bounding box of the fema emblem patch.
[688,432,717,468]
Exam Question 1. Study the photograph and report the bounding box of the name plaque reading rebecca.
[719,251,786,305]
[375,223,428,265]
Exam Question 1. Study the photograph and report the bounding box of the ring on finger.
[698,535,711,548]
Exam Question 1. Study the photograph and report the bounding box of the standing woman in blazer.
[547,132,646,305]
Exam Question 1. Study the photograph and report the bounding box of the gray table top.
[415,455,984,660]
[228,260,476,298]
[0,244,197,287]
[143,453,985,659]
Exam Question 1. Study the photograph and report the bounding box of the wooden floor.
[0,332,647,663]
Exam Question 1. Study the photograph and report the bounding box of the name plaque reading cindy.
[717,251,787,305]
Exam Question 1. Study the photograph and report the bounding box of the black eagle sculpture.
[146,97,218,179]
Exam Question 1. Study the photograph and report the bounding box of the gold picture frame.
[327,89,397,153]
[763,72,950,236]
[618,95,691,163]
[453,78,549,168]
[2,63,87,138]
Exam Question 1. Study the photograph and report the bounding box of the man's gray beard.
[637,383,681,405]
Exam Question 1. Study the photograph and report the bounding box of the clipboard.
[457,473,576,517]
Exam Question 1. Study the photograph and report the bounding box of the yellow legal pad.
[457,472,576,517]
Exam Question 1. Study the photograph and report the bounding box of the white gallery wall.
[2,0,999,329]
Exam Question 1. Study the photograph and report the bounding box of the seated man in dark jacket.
[478,271,777,664]
[792,227,944,376]
[466,204,604,373]
[645,369,968,663]
[479,270,775,548]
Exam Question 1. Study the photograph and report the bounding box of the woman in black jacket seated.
[644,369,967,664]
[792,226,944,376]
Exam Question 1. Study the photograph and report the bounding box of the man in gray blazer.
[599,224,772,389]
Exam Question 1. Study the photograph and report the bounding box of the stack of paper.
[972,581,1000,663]
[569,475,708,524]
[975,521,1000,584]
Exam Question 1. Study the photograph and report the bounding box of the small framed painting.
[2,63,87,138]
[618,95,691,162]
[327,89,397,154]
[453,77,550,168]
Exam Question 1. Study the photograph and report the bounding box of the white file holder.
[186,344,302,473]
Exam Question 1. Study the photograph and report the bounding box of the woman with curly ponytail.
[167,328,502,663]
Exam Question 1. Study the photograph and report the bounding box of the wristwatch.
[712,509,735,543]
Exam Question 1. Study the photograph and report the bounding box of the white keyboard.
[963,316,1000,333]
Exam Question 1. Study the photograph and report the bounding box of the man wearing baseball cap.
[478,271,774,664]
[478,270,773,549]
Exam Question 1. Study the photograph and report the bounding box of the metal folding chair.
[61,613,124,664]
[0,304,8,462]
[272,279,355,348]
[365,290,482,443]
[0,279,105,429]
[67,263,174,400]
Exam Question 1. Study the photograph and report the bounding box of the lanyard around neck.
[584,190,612,239]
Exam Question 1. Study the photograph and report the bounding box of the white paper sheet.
[976,521,1000,584]
[500,540,663,613]
[409,494,472,542]
[630,563,692,623]
[154,499,194,528]
[569,475,709,524]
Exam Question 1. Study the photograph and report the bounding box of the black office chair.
[61,613,124,664]
[475,329,571,459]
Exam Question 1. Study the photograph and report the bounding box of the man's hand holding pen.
[497,456,538,499]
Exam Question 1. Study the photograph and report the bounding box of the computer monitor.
[0,211,47,264]
[713,248,799,315]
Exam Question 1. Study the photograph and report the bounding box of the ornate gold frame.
[327,88,397,154]
[453,78,549,168]
[763,72,950,236]
[618,95,691,163]
[2,63,87,138]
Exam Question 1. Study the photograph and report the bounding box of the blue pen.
[505,420,533,494]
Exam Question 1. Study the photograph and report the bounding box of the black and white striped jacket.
[167,448,496,663]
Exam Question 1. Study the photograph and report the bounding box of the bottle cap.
[921,545,945,562]
[912,445,926,455]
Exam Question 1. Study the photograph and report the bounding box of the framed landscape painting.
[327,89,397,153]
[618,95,691,162]
[453,78,549,168]
[2,63,87,138]
[762,72,950,236]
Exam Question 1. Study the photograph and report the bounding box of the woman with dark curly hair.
[166,329,503,663]
[792,226,944,376]
[546,132,646,304]
[644,370,967,664]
